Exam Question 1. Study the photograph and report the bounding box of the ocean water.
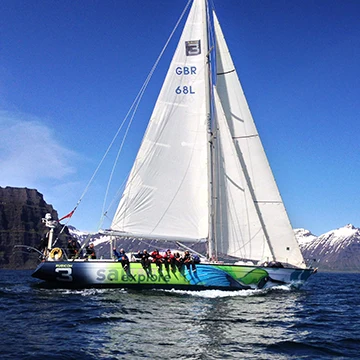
[0,270,359,359]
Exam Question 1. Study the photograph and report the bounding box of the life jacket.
[151,252,163,262]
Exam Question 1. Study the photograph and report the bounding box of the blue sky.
[1,0,359,236]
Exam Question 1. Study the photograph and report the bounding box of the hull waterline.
[32,260,315,290]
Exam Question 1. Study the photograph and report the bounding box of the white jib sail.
[111,0,210,242]
[213,11,305,268]
[213,87,273,262]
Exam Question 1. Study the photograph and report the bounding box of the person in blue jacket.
[113,247,130,271]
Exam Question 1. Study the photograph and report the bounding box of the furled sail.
[213,11,305,268]
[111,0,210,242]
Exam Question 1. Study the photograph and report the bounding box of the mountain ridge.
[296,224,360,272]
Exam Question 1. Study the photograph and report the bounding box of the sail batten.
[217,69,235,76]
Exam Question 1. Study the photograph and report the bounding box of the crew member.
[150,249,163,270]
[183,250,196,272]
[139,249,151,270]
[85,243,96,259]
[113,248,130,271]
[67,239,79,259]
[163,249,175,271]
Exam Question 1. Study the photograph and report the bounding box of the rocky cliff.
[0,186,65,269]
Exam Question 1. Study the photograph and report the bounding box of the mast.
[205,0,216,260]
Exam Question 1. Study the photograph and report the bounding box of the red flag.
[59,210,75,222]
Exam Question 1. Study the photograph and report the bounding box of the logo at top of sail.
[185,40,201,56]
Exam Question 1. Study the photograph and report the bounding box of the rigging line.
[102,179,127,225]
[100,86,147,226]
[100,63,157,224]
[51,226,66,248]
[73,233,95,261]
[206,45,214,57]
[100,0,193,228]
[100,63,156,225]
[53,212,77,247]
[175,241,207,259]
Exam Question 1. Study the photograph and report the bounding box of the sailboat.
[32,0,316,290]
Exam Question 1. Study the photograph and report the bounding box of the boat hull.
[32,260,315,290]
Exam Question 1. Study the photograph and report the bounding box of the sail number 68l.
[176,86,195,94]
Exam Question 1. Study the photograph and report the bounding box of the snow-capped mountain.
[294,228,318,245]
[296,224,360,272]
[68,224,360,272]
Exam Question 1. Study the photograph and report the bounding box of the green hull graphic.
[32,260,314,290]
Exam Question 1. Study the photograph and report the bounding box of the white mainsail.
[111,0,305,269]
[111,0,210,242]
[213,11,305,268]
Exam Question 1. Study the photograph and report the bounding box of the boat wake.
[157,285,292,298]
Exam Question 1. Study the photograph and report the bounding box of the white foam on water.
[271,284,292,291]
[161,288,266,298]
[159,284,294,298]
[58,288,116,296]
[57,285,292,297]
